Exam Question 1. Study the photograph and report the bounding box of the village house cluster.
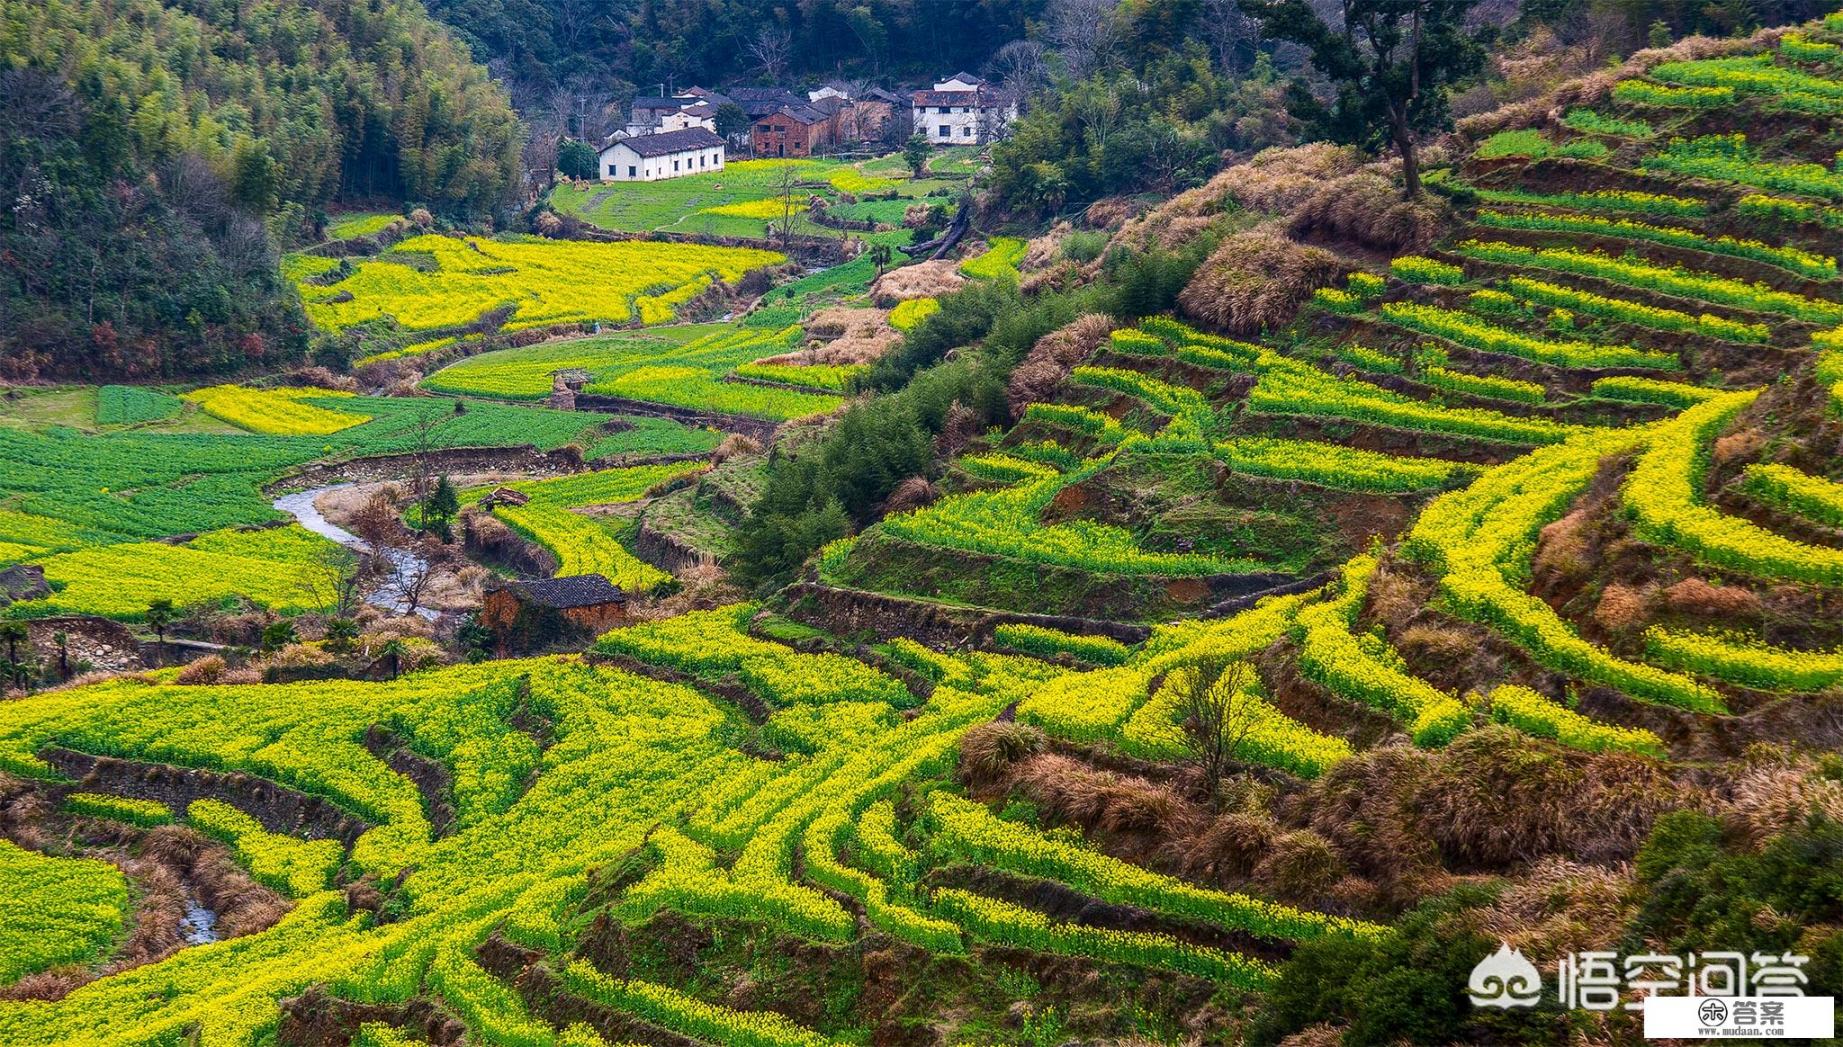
[595,73,1015,182]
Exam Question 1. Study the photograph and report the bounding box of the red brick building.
[751,105,832,158]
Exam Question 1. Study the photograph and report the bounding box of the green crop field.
[0,391,717,618]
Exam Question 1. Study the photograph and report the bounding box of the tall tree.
[1241,0,1486,198]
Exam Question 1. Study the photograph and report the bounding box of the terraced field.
[425,325,845,421]
[0,392,717,617]
[292,235,784,336]
[7,23,1843,1047]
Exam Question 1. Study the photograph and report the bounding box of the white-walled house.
[597,127,725,182]
[911,73,1016,146]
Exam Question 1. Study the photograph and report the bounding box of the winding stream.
[272,485,439,619]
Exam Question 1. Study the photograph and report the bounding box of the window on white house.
[963,126,973,137]
[628,165,637,177]
[938,124,949,136]
[674,159,680,171]
[607,163,616,176]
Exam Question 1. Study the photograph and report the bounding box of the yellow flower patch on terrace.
[701,198,802,220]
[297,235,783,334]
[182,385,371,436]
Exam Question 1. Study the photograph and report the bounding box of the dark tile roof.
[760,104,828,125]
[862,88,903,104]
[605,127,725,157]
[911,89,1010,107]
[728,87,804,117]
[632,95,693,111]
[517,574,627,609]
[946,71,985,85]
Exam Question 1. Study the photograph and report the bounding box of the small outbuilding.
[481,574,630,652]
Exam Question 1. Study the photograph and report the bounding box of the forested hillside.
[0,0,522,381]
[425,0,1039,101]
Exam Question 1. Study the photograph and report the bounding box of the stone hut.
[481,574,630,652]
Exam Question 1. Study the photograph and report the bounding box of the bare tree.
[1046,0,1121,79]
[988,40,1048,108]
[1175,655,1260,801]
[551,0,609,53]
[770,164,801,251]
[1202,0,1263,74]
[297,543,362,618]
[383,545,442,617]
[749,25,793,82]
[349,491,405,552]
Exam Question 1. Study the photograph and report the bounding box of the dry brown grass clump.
[869,261,966,306]
[1721,757,1843,848]
[174,655,227,685]
[1007,753,1189,836]
[1177,229,1342,336]
[1295,727,1695,895]
[880,475,937,515]
[1083,196,1140,230]
[1713,427,1767,464]
[1413,726,1689,868]
[280,366,360,393]
[1475,857,1635,959]
[711,433,761,464]
[1533,508,1595,583]
[1663,577,1762,618]
[957,720,1048,785]
[1005,313,1116,418]
[1212,142,1365,215]
[1591,583,1652,633]
[758,306,901,366]
[800,307,874,340]
[632,564,743,620]
[1288,172,1447,254]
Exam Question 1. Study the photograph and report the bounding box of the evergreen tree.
[557,139,599,180]
[1241,0,1487,198]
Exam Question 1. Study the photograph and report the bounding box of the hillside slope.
[0,0,522,381]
